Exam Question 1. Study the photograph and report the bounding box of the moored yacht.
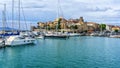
[44,32,69,39]
[36,34,44,39]
[5,35,35,46]
[5,0,36,46]
[68,33,80,37]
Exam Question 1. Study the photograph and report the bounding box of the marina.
[0,0,120,68]
[0,31,120,47]
[0,36,120,68]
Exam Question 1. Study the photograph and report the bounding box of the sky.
[0,0,120,29]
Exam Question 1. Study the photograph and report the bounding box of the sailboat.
[0,4,7,47]
[44,0,69,39]
[5,0,35,46]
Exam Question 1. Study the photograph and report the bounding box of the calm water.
[0,36,120,68]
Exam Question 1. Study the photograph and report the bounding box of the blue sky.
[0,0,120,29]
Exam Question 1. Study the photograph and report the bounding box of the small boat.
[109,35,120,38]
[45,35,68,39]
[68,33,80,37]
[36,35,44,39]
[44,32,69,39]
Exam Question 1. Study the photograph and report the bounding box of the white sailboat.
[44,0,69,39]
[5,0,35,46]
[0,4,7,47]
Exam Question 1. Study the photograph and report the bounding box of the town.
[31,17,120,37]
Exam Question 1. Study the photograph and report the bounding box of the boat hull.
[5,36,35,46]
[44,35,68,39]
[5,39,35,46]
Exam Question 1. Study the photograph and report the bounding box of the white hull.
[0,40,4,47]
[36,35,44,39]
[69,33,80,36]
[109,35,120,38]
[5,36,35,46]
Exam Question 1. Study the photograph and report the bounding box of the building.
[32,17,104,33]
[111,26,120,31]
[86,22,100,31]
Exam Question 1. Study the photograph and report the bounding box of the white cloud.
[0,0,120,28]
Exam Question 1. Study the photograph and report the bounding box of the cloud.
[0,0,120,29]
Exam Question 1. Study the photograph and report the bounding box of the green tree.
[100,24,106,31]
[74,25,78,29]
[47,25,51,30]
[115,29,118,33]
[70,25,78,29]
[57,18,61,29]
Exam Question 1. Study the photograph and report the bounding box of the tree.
[100,24,106,31]
[57,18,61,29]
[115,29,118,33]
[47,25,51,30]
[70,25,78,30]
[74,25,78,29]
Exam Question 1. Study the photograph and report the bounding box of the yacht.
[44,32,69,39]
[5,35,35,46]
[109,33,120,38]
[68,33,80,37]
[36,34,44,39]
[5,0,35,46]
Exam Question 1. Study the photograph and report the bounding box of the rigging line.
[20,0,28,30]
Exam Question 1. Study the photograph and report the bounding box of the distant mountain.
[0,27,18,31]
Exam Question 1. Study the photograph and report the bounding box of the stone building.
[37,22,46,29]
[33,17,101,32]
[86,22,100,31]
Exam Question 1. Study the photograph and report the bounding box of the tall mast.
[56,0,59,31]
[2,4,6,35]
[12,0,14,32]
[18,0,21,31]
[57,0,63,18]
[56,0,63,32]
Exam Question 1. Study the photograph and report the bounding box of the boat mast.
[56,0,63,32]
[12,0,14,32]
[56,0,60,32]
[2,4,6,35]
[0,3,6,46]
[18,0,21,32]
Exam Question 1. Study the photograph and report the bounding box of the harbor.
[1,0,120,68]
[0,37,120,68]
